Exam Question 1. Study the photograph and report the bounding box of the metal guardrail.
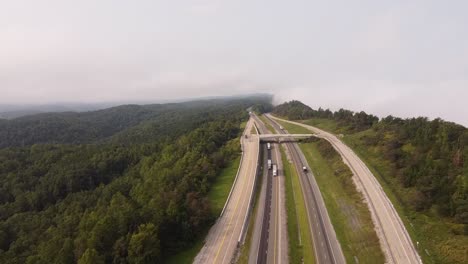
[238,122,261,244]
[220,123,246,217]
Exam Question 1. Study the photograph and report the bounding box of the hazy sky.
[1,1,467,125]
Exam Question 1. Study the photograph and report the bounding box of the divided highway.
[194,117,259,264]
[268,114,422,264]
[264,114,346,264]
[249,114,288,264]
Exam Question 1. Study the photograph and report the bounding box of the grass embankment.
[299,138,385,263]
[250,124,257,135]
[281,146,315,264]
[259,115,276,133]
[282,117,468,264]
[275,119,310,134]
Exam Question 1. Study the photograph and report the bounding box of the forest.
[273,101,468,230]
[0,96,271,263]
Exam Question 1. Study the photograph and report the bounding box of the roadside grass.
[208,155,242,216]
[259,115,276,133]
[300,118,343,133]
[298,140,385,263]
[275,120,310,134]
[281,146,315,264]
[240,120,248,130]
[250,124,257,135]
[281,117,468,264]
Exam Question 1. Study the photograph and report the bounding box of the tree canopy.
[0,97,272,263]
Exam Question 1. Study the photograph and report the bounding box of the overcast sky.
[1,0,467,125]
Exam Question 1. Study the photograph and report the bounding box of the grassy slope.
[259,115,276,133]
[281,146,315,264]
[299,141,385,263]
[288,117,468,264]
[208,155,242,216]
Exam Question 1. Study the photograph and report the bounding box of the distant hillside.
[0,97,270,148]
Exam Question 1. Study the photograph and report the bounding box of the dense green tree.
[78,248,105,264]
[274,100,467,227]
[0,97,272,263]
[128,224,160,264]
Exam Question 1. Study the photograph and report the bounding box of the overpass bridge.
[258,134,315,142]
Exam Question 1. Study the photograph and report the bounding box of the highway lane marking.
[285,143,320,264]
[277,146,283,264]
[197,120,254,264]
[213,129,255,263]
[221,134,260,263]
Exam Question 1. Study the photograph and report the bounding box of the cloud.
[0,0,467,126]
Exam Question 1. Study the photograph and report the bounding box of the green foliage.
[78,248,105,264]
[274,101,468,224]
[273,100,378,132]
[274,100,468,263]
[0,98,272,263]
[128,224,160,264]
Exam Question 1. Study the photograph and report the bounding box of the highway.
[264,114,346,264]
[194,117,259,264]
[249,114,288,264]
[268,114,422,264]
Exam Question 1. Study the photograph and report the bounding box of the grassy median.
[298,138,385,263]
[281,146,316,264]
[259,115,276,133]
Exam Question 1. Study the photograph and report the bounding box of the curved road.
[268,114,422,264]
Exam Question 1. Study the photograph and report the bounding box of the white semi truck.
[273,165,277,176]
[268,159,272,170]
[267,143,271,150]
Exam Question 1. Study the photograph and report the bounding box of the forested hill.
[0,96,272,263]
[0,98,269,148]
[273,101,468,260]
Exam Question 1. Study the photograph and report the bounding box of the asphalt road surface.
[194,117,259,264]
[264,114,346,264]
[250,114,288,264]
[268,114,422,264]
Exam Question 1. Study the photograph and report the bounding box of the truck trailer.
[273,165,277,176]
[267,143,271,150]
[268,159,272,170]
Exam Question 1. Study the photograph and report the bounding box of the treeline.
[0,97,272,263]
[274,100,468,229]
[0,97,271,148]
[273,100,379,131]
